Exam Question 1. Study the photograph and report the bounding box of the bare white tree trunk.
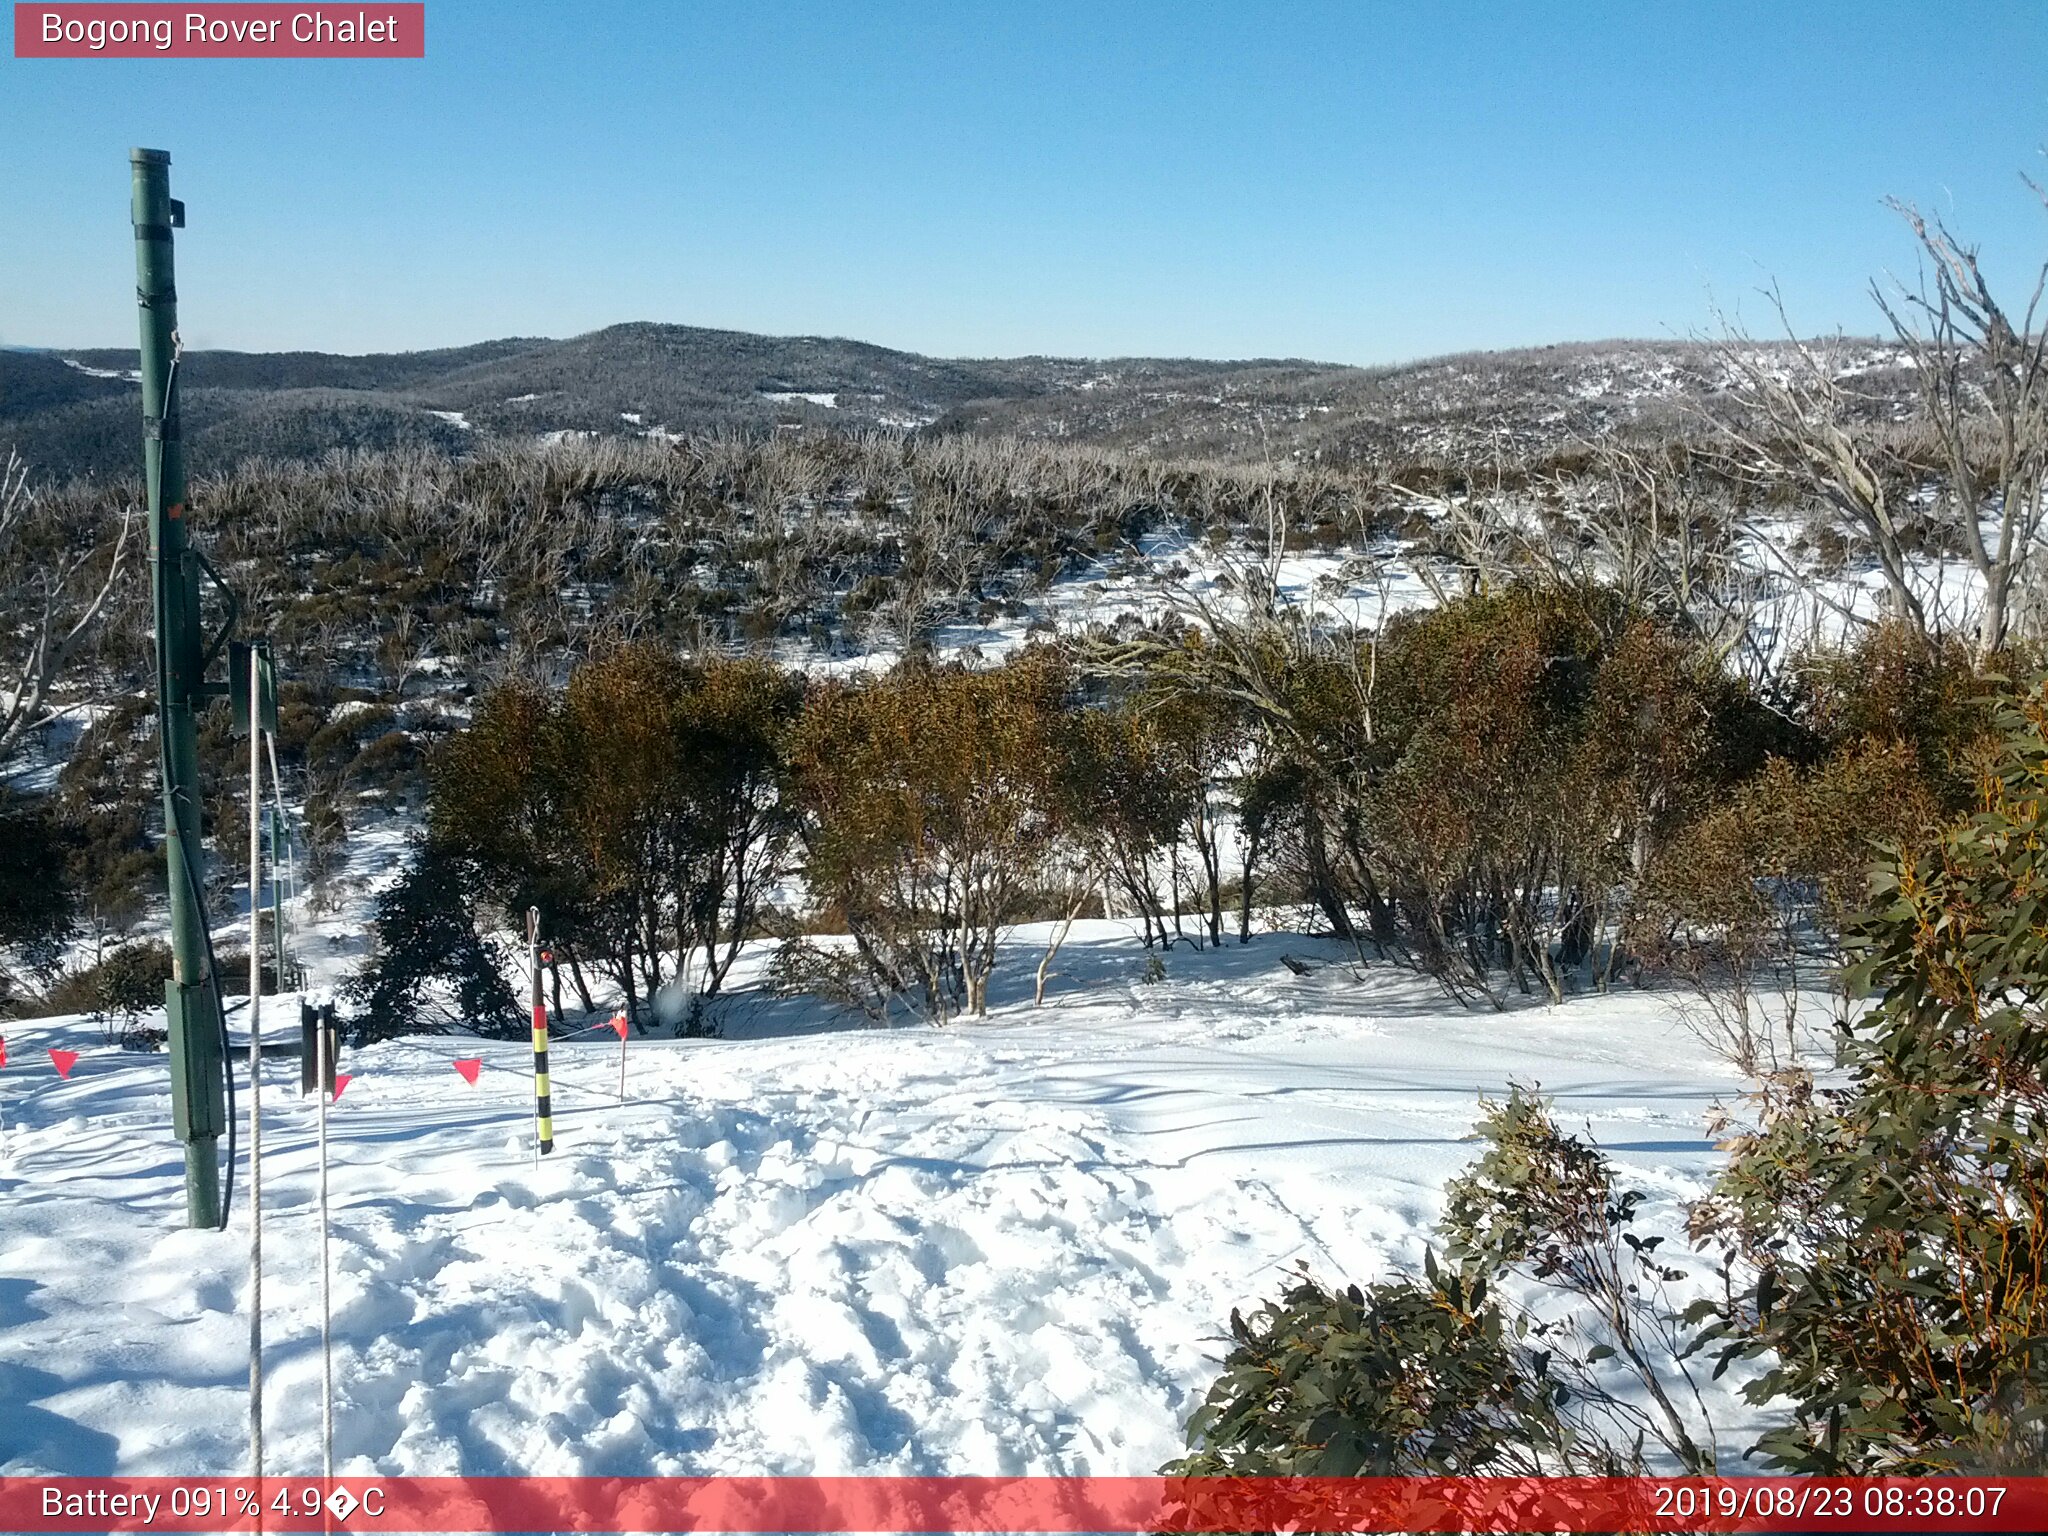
[0,454,135,766]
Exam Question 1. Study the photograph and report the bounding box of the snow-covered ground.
[0,923,1759,1479]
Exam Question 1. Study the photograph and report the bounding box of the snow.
[61,358,141,383]
[760,521,1448,679]
[0,702,118,795]
[0,922,1760,1478]
[321,699,391,730]
[426,410,472,431]
[761,392,839,409]
[1033,528,1439,648]
[1737,510,1996,658]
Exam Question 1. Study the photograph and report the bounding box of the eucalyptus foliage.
[1690,683,2048,1472]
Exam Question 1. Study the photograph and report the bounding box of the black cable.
[157,347,238,1234]
[173,808,235,1231]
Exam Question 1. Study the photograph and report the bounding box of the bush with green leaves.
[1165,1261,1579,1477]
[1441,1088,1718,1472]
[1173,1086,1716,1477]
[53,699,162,928]
[1178,684,2048,1480]
[346,841,521,1043]
[40,939,173,1047]
[0,791,77,1007]
[1687,681,2048,1472]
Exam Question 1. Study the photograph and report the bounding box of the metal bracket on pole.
[231,640,278,737]
[300,1003,338,1098]
[167,978,227,1140]
[197,550,242,684]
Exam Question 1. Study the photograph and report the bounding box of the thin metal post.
[247,644,264,1481]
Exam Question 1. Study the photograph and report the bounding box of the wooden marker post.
[528,908,554,1154]
[613,1013,629,1100]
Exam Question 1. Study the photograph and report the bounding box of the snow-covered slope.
[0,925,1752,1478]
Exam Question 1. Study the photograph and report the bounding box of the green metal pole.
[133,148,225,1229]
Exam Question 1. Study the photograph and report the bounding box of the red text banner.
[14,4,424,58]
[4,1476,2047,1533]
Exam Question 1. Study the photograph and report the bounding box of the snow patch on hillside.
[61,358,141,383]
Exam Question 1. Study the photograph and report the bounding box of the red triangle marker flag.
[332,1073,353,1101]
[48,1048,78,1079]
[453,1057,482,1085]
[0,1034,8,1068]
[610,1014,629,1040]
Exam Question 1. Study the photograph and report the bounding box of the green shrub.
[54,700,162,925]
[307,703,397,775]
[1441,1088,1715,1471]
[1167,1261,1576,1476]
[0,792,77,987]
[1794,621,2003,813]
[345,727,421,795]
[1173,1085,1715,1478]
[346,841,521,1042]
[43,940,174,1047]
[213,950,283,997]
[1690,680,2048,1472]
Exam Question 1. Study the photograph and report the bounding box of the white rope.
[256,723,330,1488]
[316,1007,334,1483]
[247,646,265,1486]
[549,1017,623,1041]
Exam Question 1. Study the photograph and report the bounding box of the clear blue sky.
[4,1,2045,362]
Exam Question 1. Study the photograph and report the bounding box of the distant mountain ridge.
[1,321,1907,482]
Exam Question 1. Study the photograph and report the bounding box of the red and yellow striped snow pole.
[527,907,554,1154]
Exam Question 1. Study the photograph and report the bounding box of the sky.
[3,0,2046,364]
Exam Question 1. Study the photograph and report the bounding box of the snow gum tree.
[0,453,134,769]
[1050,696,1200,950]
[1145,686,1247,949]
[1344,587,1759,1003]
[426,644,797,1028]
[1713,188,2048,656]
[790,655,1066,1021]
